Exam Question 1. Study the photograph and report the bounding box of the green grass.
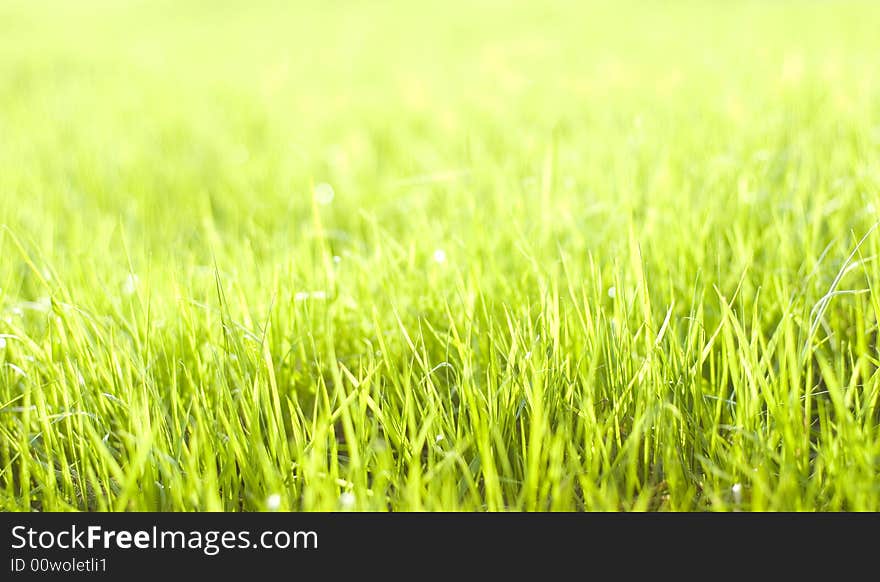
[1,0,880,511]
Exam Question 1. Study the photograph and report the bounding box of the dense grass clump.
[1,0,880,511]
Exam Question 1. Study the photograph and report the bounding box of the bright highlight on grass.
[1,0,880,512]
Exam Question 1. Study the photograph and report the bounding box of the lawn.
[1,0,879,511]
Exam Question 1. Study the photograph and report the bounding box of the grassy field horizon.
[2,0,880,511]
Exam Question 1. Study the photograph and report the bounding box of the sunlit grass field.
[1,0,880,511]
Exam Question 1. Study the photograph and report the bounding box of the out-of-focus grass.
[1,0,879,511]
